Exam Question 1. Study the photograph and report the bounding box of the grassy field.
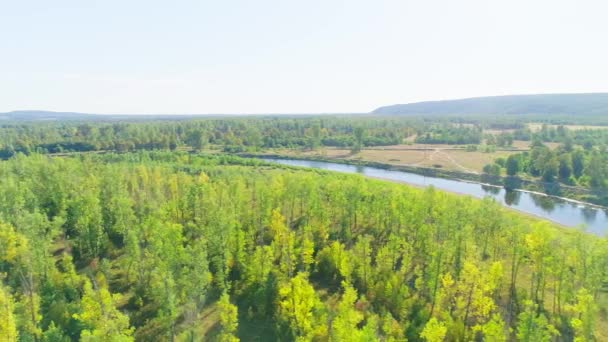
[511,140,560,150]
[270,145,518,174]
[482,128,517,135]
[528,122,608,131]
[262,136,564,175]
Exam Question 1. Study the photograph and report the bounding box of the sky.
[1,0,607,114]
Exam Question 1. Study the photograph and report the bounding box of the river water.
[264,158,608,236]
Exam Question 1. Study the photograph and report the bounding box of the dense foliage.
[502,144,607,186]
[414,124,482,145]
[1,152,606,341]
[510,125,608,147]
[484,126,608,192]
[0,117,417,158]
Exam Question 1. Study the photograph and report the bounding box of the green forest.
[484,125,608,191]
[0,117,415,157]
[1,151,607,341]
[4,0,608,340]
[3,117,607,195]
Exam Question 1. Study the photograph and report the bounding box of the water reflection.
[581,207,598,223]
[503,177,522,190]
[481,184,500,195]
[529,193,556,213]
[504,190,521,206]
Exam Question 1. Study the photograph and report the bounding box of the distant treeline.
[415,125,483,145]
[0,116,544,159]
[0,117,420,157]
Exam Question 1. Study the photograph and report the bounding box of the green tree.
[572,150,585,178]
[516,301,558,342]
[66,183,104,260]
[351,235,372,290]
[42,322,70,342]
[541,154,559,182]
[244,127,262,150]
[308,122,322,150]
[217,293,239,342]
[505,155,520,176]
[483,163,501,176]
[352,127,365,153]
[186,130,208,151]
[585,152,606,188]
[558,154,573,180]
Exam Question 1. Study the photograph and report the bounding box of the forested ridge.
[372,93,608,117]
[0,151,606,341]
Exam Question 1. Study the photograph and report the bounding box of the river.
[264,158,608,236]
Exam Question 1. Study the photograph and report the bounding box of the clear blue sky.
[1,0,607,114]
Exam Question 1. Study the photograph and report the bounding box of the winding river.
[264,158,608,236]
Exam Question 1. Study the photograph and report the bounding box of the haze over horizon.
[2,0,608,114]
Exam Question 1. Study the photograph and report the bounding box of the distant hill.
[0,110,102,121]
[0,110,235,122]
[0,110,329,122]
[372,93,608,116]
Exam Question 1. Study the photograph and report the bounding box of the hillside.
[0,110,233,122]
[372,93,608,116]
[0,110,101,121]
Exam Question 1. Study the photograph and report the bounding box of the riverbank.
[254,156,608,234]
[240,152,608,209]
[361,174,573,230]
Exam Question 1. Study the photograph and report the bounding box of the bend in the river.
[264,158,608,236]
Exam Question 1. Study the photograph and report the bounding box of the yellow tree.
[455,262,496,321]
[277,273,321,340]
[0,222,28,263]
[330,282,364,341]
[74,275,133,342]
[0,284,18,342]
[0,222,42,340]
[298,235,315,273]
[567,288,597,342]
[523,223,554,308]
[269,209,295,277]
[421,318,447,342]
[438,261,503,340]
[473,314,506,342]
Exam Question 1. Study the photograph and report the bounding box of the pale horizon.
[4,91,608,116]
[2,0,608,114]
